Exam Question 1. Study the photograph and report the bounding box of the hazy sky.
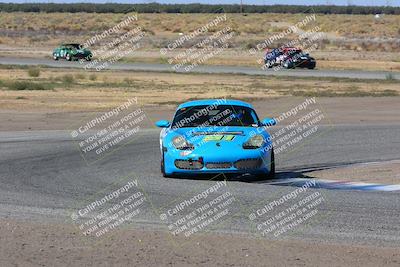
[1,0,399,6]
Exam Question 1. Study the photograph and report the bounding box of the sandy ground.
[1,67,399,115]
[1,218,399,267]
[308,159,400,185]
[1,96,399,132]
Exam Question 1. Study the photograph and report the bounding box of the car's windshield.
[287,49,301,55]
[172,105,260,128]
[65,44,81,49]
[265,49,282,59]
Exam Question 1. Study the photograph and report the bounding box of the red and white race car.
[264,47,316,69]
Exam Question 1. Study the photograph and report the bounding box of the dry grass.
[1,12,399,54]
[0,67,398,112]
[1,12,400,72]
[1,12,399,38]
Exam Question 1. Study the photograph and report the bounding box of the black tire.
[161,151,167,177]
[161,150,175,178]
[66,53,72,61]
[267,148,275,179]
[266,60,274,68]
[255,148,275,180]
[53,55,58,60]
[283,61,294,69]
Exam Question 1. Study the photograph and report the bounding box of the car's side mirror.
[262,117,276,126]
[155,120,170,128]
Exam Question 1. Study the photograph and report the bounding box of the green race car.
[52,43,92,61]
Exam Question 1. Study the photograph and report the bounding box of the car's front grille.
[206,162,232,169]
[175,159,203,170]
[175,158,262,170]
[234,158,262,170]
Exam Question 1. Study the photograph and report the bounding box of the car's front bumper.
[164,146,273,176]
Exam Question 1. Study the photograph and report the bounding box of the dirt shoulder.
[0,67,399,131]
[307,159,400,185]
[1,218,399,267]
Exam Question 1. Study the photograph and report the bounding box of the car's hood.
[166,126,267,147]
[174,125,256,135]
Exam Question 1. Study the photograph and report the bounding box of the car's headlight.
[172,135,194,150]
[243,135,265,149]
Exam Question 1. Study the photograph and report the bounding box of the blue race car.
[155,99,276,179]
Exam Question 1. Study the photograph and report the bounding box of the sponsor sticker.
[203,135,235,142]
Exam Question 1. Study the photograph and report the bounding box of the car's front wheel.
[267,148,275,178]
[161,151,175,178]
[66,53,72,61]
[265,60,274,68]
[283,61,294,69]
[255,148,275,180]
[53,55,58,60]
[161,151,167,177]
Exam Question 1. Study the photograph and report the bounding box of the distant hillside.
[0,3,399,15]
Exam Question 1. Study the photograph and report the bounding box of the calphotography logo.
[248,10,323,72]
[156,178,240,239]
[160,12,236,72]
[70,178,149,238]
[79,13,146,71]
[248,180,325,238]
[70,97,148,163]
[2,2,400,266]
[249,97,330,158]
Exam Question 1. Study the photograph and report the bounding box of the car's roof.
[62,43,81,46]
[177,99,253,109]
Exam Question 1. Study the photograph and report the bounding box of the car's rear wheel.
[53,55,58,60]
[66,53,72,61]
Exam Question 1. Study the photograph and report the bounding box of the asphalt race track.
[1,124,399,247]
[1,56,399,80]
